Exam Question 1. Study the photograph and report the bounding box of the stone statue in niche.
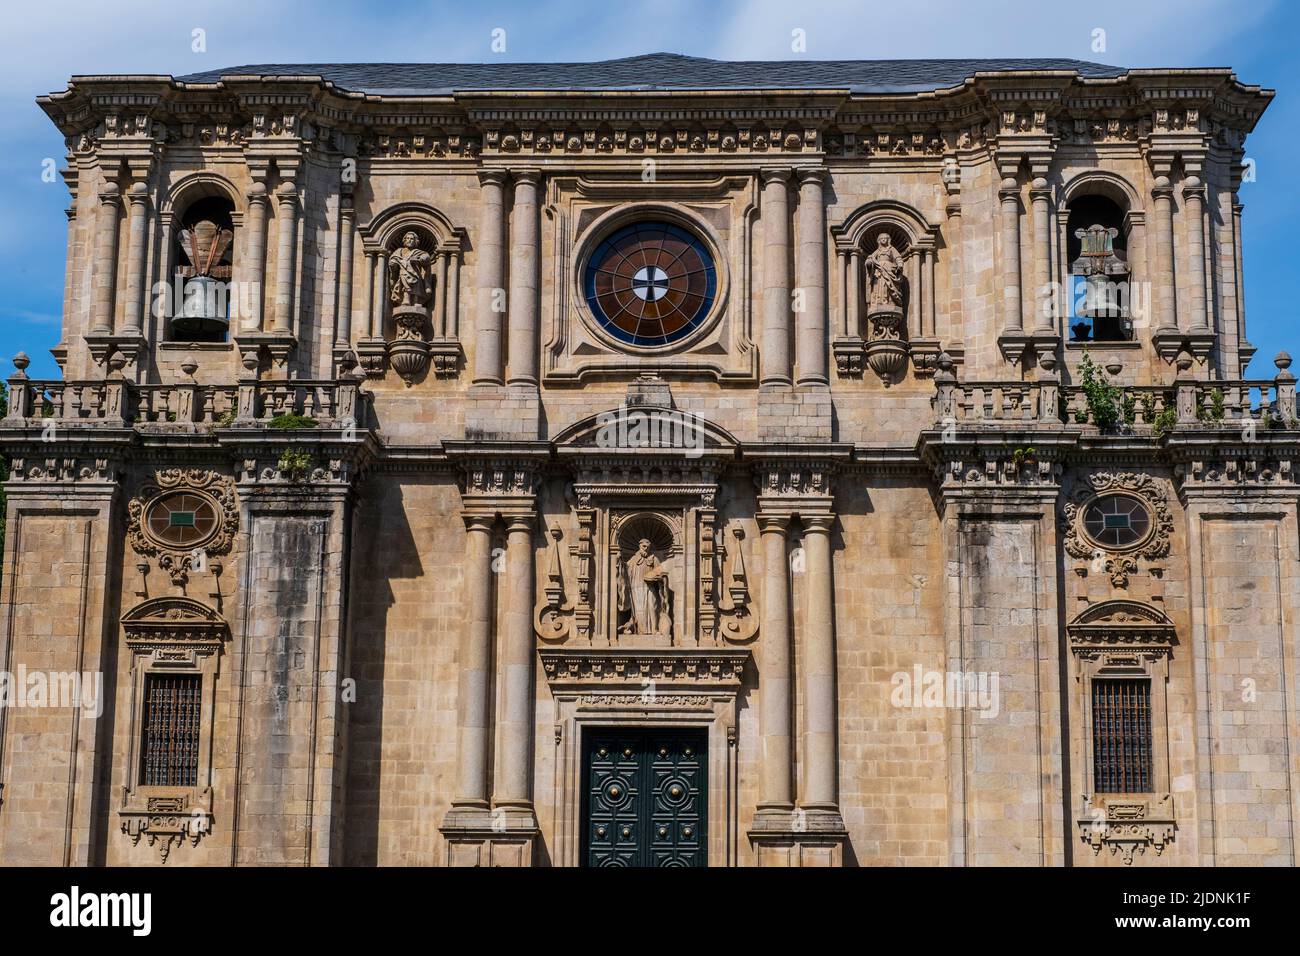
[863,231,905,337]
[388,231,434,310]
[618,538,672,637]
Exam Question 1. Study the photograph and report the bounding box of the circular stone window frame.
[572,204,730,356]
[1077,491,1156,554]
[141,488,224,551]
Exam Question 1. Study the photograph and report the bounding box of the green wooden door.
[582,728,707,867]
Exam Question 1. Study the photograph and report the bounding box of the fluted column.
[1030,178,1053,332]
[757,514,793,811]
[453,514,496,808]
[89,182,121,335]
[120,182,149,336]
[1183,176,1210,332]
[335,197,355,348]
[474,170,508,385]
[272,182,298,334]
[760,169,792,384]
[507,170,540,385]
[496,515,536,807]
[796,168,828,385]
[999,177,1023,334]
[243,182,269,332]
[800,514,838,810]
[1152,176,1178,334]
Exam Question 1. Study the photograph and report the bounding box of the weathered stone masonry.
[0,54,1296,867]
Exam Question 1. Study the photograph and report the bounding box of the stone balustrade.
[3,351,368,429]
[933,350,1297,431]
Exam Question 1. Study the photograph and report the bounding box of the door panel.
[583,728,707,867]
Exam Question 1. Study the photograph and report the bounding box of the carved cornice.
[539,647,749,690]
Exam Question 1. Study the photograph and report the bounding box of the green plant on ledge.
[1152,407,1178,439]
[1077,352,1124,431]
[267,412,318,430]
[215,409,237,428]
[276,449,314,482]
[1195,387,1226,424]
[1012,446,1037,467]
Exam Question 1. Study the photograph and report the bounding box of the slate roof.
[175,52,1127,95]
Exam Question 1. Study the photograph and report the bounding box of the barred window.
[1092,678,1153,793]
[140,674,202,787]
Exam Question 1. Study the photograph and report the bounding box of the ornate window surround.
[1063,471,1173,588]
[1068,599,1178,865]
[127,469,239,587]
[118,596,229,863]
[544,176,757,385]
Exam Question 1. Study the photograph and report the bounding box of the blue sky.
[1,0,1294,380]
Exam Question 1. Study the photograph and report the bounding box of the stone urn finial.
[1275,350,1293,374]
[241,350,259,373]
[180,354,199,379]
[12,351,30,374]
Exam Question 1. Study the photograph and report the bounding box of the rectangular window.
[140,673,202,787]
[1092,678,1153,793]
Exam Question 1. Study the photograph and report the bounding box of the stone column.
[474,170,508,385]
[335,197,355,348]
[447,252,462,340]
[272,182,298,334]
[847,250,861,338]
[800,514,838,810]
[1030,178,1053,332]
[757,514,793,811]
[999,177,1023,335]
[433,252,449,338]
[507,171,540,385]
[371,253,388,338]
[357,251,374,339]
[924,248,937,338]
[243,182,269,332]
[453,514,496,808]
[760,169,792,385]
[1183,176,1210,333]
[796,169,828,386]
[121,182,150,335]
[1152,176,1178,335]
[89,182,121,335]
[496,515,536,807]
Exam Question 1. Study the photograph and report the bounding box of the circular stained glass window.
[583,221,717,348]
[1082,494,1152,550]
[145,492,220,548]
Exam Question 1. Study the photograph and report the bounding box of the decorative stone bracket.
[1078,795,1176,865]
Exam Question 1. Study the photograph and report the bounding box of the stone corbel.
[120,788,214,864]
[1078,794,1176,865]
[716,525,758,643]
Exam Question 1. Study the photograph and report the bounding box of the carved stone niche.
[533,458,755,648]
[356,202,467,383]
[831,200,942,385]
[118,596,229,863]
[1069,600,1178,865]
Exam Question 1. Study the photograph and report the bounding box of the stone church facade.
[0,54,1293,867]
